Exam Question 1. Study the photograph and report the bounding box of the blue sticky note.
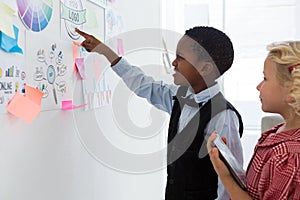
[0,25,23,54]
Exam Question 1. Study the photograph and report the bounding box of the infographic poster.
[0,52,26,113]
[60,0,87,41]
[16,0,53,32]
[82,53,112,110]
[88,0,107,8]
[84,2,105,41]
[26,32,73,111]
[105,6,124,39]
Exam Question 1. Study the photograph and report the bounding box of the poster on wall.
[82,53,112,110]
[0,52,26,113]
[16,0,53,32]
[88,0,107,8]
[83,2,105,41]
[60,0,87,41]
[26,31,73,111]
[105,6,124,40]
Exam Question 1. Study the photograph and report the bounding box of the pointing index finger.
[75,28,90,39]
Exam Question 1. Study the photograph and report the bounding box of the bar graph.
[82,56,112,110]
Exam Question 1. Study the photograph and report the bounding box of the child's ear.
[198,62,214,76]
[286,95,296,104]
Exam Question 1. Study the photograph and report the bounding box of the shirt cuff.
[111,57,132,77]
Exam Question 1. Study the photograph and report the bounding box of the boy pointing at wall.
[76,27,243,200]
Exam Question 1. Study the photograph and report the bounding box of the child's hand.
[207,131,231,178]
[75,28,101,52]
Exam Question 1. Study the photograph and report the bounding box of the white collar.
[184,83,221,104]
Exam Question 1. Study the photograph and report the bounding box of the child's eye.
[176,55,184,61]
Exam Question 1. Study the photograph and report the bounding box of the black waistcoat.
[165,87,243,200]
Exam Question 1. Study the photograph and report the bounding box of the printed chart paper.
[26,31,73,111]
[82,53,112,110]
[60,0,87,41]
[0,52,26,113]
[16,0,53,32]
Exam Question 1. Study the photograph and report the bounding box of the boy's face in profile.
[172,36,212,92]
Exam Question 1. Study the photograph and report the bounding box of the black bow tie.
[173,95,200,107]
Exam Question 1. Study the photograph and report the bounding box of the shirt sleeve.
[259,151,300,200]
[203,109,243,200]
[205,109,243,165]
[112,57,178,114]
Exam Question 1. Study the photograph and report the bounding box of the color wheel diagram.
[17,0,53,32]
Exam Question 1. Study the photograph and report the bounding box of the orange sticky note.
[24,85,44,105]
[73,41,82,46]
[6,92,41,123]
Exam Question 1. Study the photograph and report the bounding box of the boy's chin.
[173,76,191,86]
[173,81,190,87]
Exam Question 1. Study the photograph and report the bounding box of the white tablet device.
[212,134,247,190]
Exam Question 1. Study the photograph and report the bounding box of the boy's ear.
[198,62,214,76]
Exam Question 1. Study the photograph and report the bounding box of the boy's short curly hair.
[185,26,234,77]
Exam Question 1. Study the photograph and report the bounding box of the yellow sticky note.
[0,2,15,15]
[0,2,15,38]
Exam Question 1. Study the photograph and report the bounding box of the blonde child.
[207,41,300,200]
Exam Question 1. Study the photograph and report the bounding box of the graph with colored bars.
[5,65,15,77]
[83,75,112,110]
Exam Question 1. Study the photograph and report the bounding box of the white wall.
[0,0,166,200]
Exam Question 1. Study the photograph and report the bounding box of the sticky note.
[0,25,23,54]
[73,41,81,46]
[73,43,80,72]
[62,100,86,110]
[117,38,124,56]
[6,93,41,123]
[93,58,102,80]
[86,8,98,28]
[0,2,15,38]
[6,85,43,123]
[24,85,44,105]
[75,57,86,79]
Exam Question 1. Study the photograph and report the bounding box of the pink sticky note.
[117,38,124,56]
[6,93,41,123]
[73,43,80,72]
[24,85,44,105]
[62,100,73,110]
[93,57,102,80]
[75,57,86,79]
[62,100,86,110]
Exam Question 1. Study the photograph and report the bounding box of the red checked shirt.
[246,123,300,200]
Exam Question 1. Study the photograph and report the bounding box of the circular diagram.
[17,0,53,32]
[63,0,84,40]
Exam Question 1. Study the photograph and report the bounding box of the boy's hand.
[75,28,101,52]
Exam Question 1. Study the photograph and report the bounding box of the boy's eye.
[177,55,184,61]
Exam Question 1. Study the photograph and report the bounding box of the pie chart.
[17,0,53,32]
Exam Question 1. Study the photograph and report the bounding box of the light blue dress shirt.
[112,57,243,200]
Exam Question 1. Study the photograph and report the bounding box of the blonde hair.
[267,41,300,116]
